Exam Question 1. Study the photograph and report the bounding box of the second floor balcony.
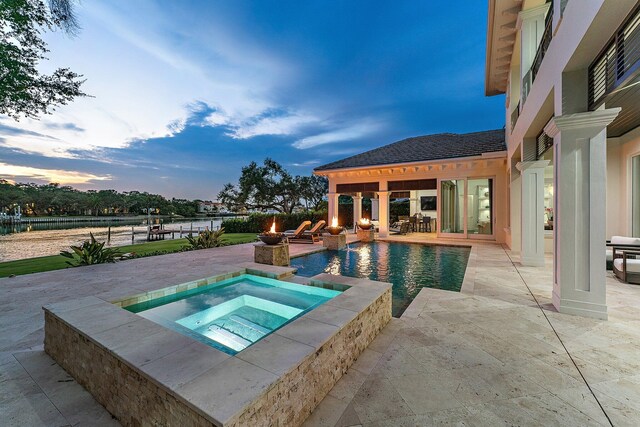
[589,3,640,137]
[520,1,554,109]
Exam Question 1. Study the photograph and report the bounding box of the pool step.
[204,324,252,351]
[229,314,271,335]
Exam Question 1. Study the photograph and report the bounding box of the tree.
[299,175,328,210]
[1,0,86,120]
[218,159,328,214]
[218,159,303,214]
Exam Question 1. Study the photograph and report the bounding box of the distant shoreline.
[0,213,241,224]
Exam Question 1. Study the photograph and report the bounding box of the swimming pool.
[125,274,341,354]
[291,241,470,317]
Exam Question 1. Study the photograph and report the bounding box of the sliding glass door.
[468,178,493,237]
[439,177,494,239]
[440,180,465,236]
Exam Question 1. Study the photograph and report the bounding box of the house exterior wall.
[493,0,638,248]
[488,0,639,318]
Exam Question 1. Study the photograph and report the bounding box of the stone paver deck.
[304,237,640,426]
[2,236,640,426]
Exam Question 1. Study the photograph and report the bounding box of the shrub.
[221,211,328,233]
[60,233,123,266]
[186,227,226,249]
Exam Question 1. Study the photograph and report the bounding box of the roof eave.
[485,0,498,96]
[313,151,508,175]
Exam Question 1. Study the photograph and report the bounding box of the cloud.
[226,109,318,140]
[0,123,59,140]
[289,160,320,167]
[293,121,382,149]
[0,163,111,185]
[42,122,85,132]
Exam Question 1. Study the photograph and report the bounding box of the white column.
[371,198,379,221]
[544,108,621,320]
[510,167,522,253]
[352,193,362,233]
[377,191,390,238]
[516,160,550,266]
[409,190,418,215]
[327,192,339,224]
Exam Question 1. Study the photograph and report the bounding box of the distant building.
[197,201,227,214]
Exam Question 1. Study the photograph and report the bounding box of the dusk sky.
[0,0,505,200]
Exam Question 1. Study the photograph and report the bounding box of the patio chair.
[302,220,326,243]
[390,221,411,235]
[613,250,640,284]
[283,220,313,244]
[409,216,418,232]
[606,236,640,269]
[423,216,432,233]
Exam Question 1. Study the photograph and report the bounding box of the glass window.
[441,180,465,234]
[633,155,640,237]
[468,179,493,235]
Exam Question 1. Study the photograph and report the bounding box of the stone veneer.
[356,229,375,242]
[322,233,347,250]
[44,268,391,427]
[253,242,290,266]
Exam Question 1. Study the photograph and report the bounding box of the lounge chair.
[613,250,640,284]
[283,221,312,243]
[606,236,640,269]
[302,220,326,243]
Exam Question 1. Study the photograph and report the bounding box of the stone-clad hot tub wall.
[44,272,391,427]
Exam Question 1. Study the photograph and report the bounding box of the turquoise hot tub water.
[125,274,341,354]
[291,241,470,317]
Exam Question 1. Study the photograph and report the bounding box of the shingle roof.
[314,129,506,172]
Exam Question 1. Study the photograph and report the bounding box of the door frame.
[437,176,496,241]
[467,176,496,241]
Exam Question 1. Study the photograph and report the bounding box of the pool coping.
[43,263,391,426]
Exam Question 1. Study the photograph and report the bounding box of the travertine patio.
[1,238,639,426]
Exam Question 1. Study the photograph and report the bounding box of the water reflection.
[291,241,470,317]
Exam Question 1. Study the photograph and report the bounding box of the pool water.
[125,274,341,354]
[291,242,470,317]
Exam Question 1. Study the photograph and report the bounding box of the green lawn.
[0,233,257,278]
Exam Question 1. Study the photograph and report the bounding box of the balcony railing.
[510,101,520,132]
[531,4,554,85]
[536,130,554,160]
[521,2,554,108]
[588,3,640,110]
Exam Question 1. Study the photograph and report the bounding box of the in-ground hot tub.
[44,265,391,426]
[125,274,342,354]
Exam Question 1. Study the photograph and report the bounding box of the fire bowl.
[326,227,343,236]
[357,223,373,230]
[258,233,285,245]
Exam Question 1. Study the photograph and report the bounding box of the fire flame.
[270,219,276,233]
[359,218,370,225]
[331,216,339,228]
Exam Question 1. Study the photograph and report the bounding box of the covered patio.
[314,130,509,242]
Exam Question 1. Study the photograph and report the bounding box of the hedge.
[221,211,328,233]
